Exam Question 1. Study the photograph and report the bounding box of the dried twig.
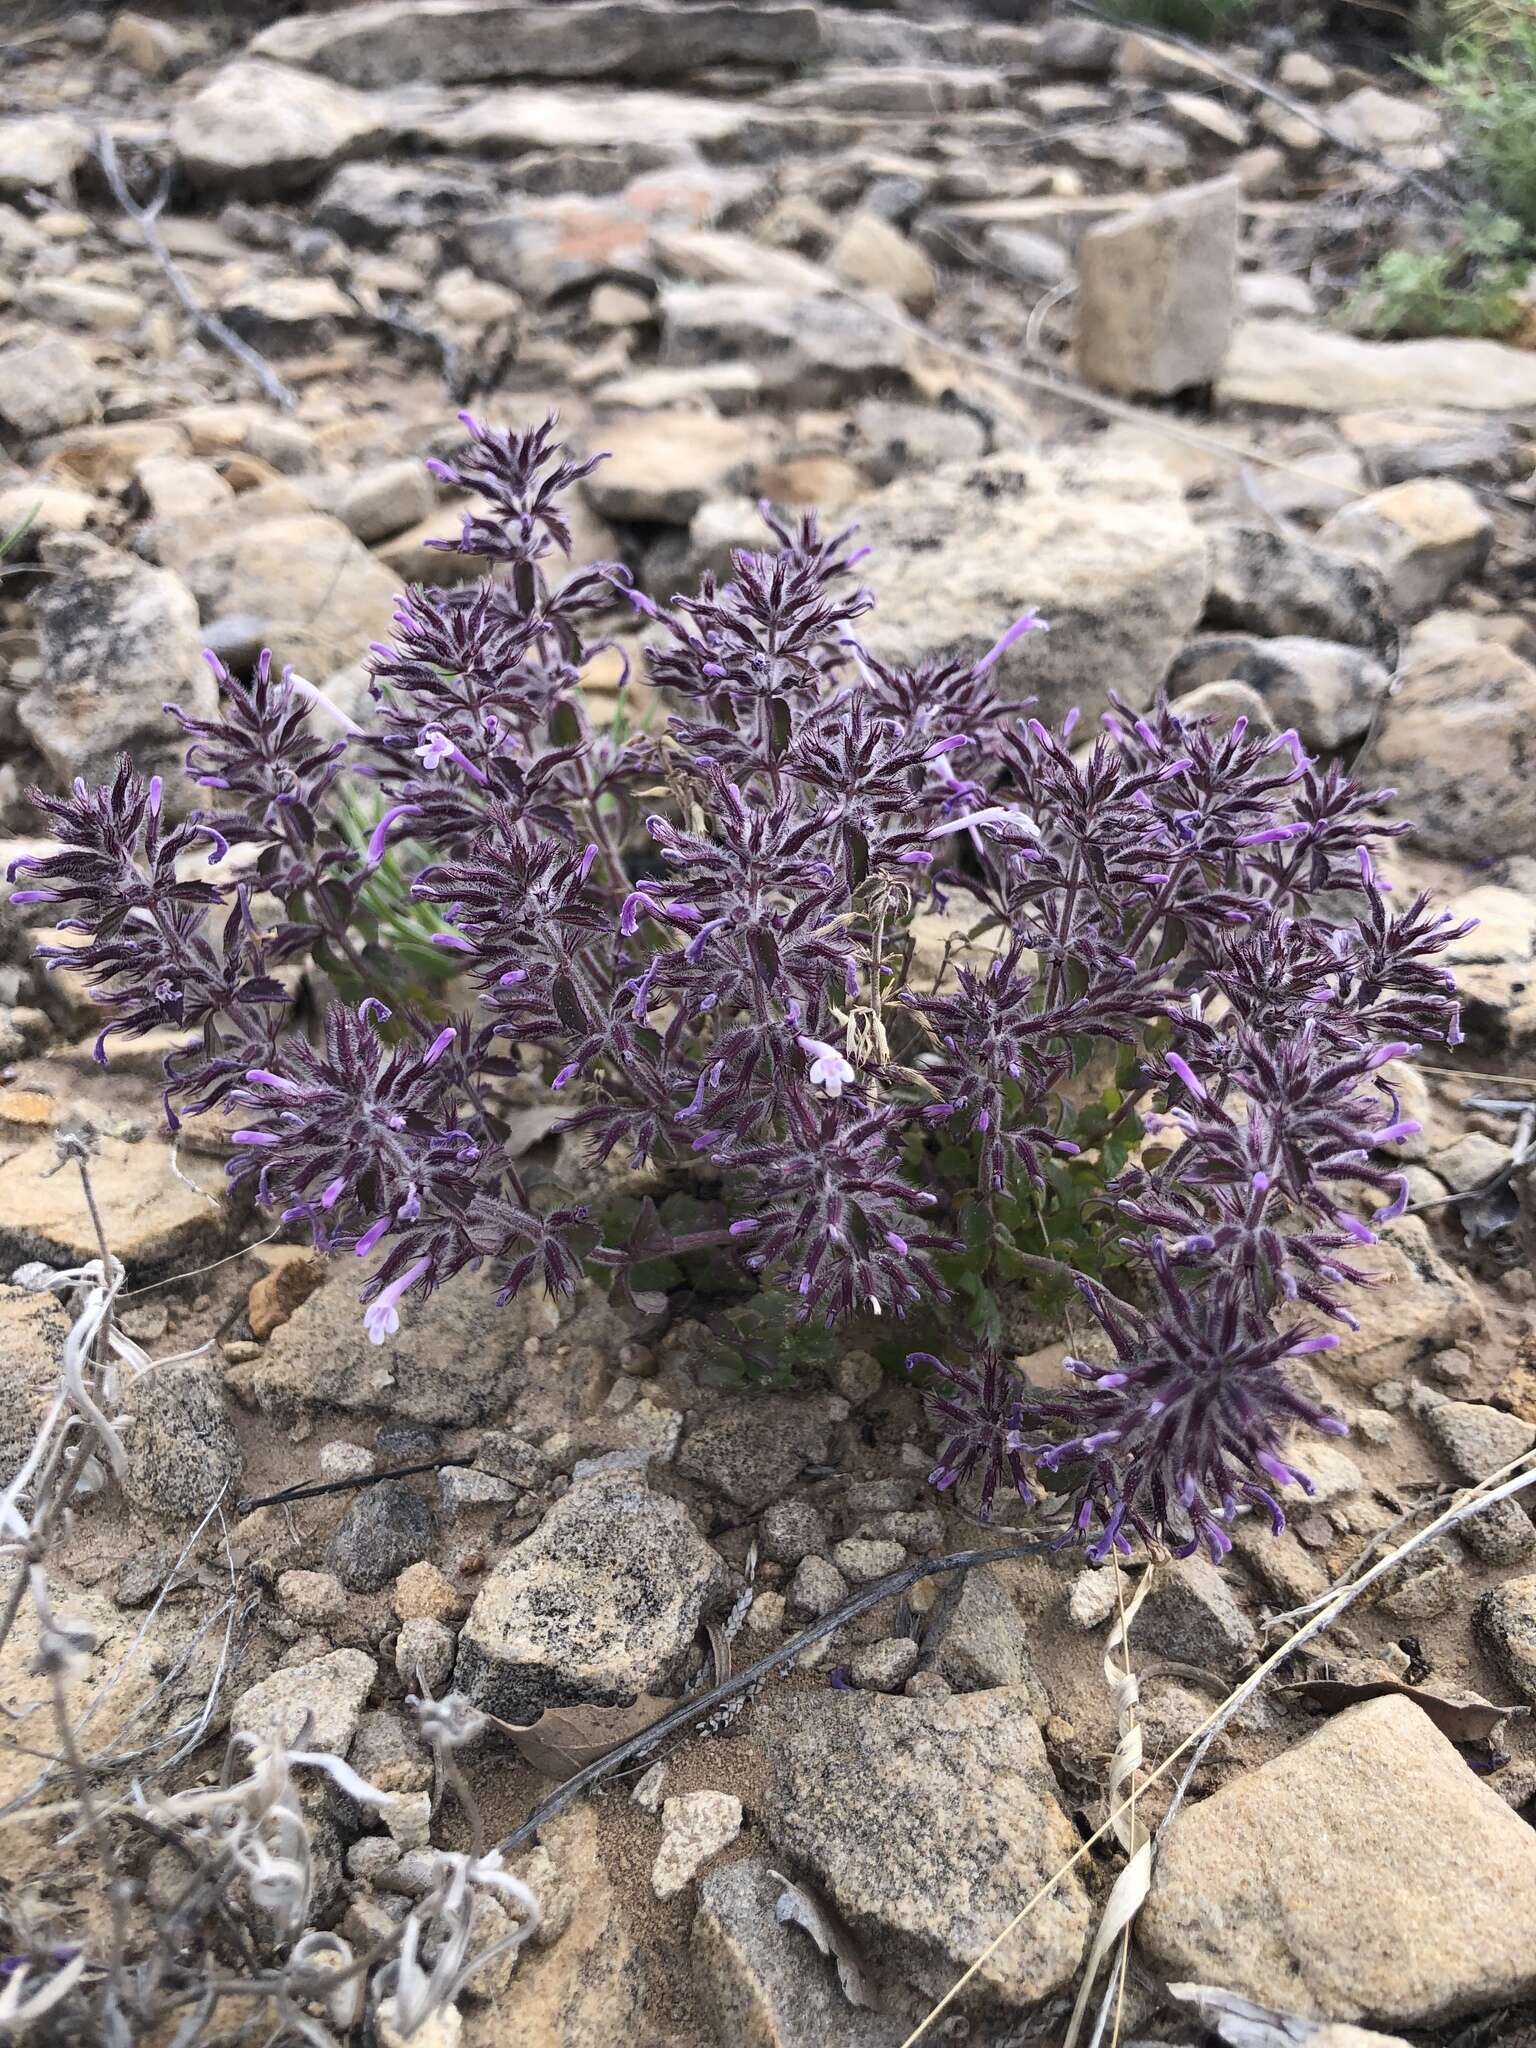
[237,1456,460,1516]
[493,1542,1054,1854]
[93,131,296,412]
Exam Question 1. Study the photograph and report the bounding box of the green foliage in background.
[1414,11,1536,233]
[1345,206,1529,337]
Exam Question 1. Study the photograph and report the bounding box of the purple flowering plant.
[9,414,1471,1563]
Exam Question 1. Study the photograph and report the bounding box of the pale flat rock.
[171,59,396,196]
[852,448,1209,724]
[0,114,89,197]
[251,0,821,87]
[231,1648,377,1755]
[411,85,752,155]
[1222,320,1536,413]
[1374,641,1536,860]
[653,227,832,297]
[1141,1696,1536,2025]
[592,360,765,413]
[0,1137,227,1284]
[661,282,912,407]
[759,1687,1090,2010]
[454,1467,726,1720]
[152,485,399,680]
[0,482,101,544]
[1323,1214,1483,1385]
[583,411,768,525]
[651,1790,742,1898]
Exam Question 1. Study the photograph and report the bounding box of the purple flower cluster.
[8,413,1472,1561]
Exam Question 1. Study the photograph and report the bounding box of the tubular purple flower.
[363,1257,431,1344]
[972,608,1045,676]
[1163,1051,1206,1099]
[1370,1119,1420,1145]
[422,1026,457,1067]
[356,1215,392,1256]
[366,803,421,866]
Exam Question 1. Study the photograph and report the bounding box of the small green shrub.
[1415,13,1536,234]
[1344,207,1530,338]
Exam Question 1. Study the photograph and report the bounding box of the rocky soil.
[3,3,1536,2044]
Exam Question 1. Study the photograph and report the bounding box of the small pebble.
[786,1554,847,1619]
[384,1790,433,1852]
[395,1616,455,1695]
[437,1466,519,1513]
[904,1670,953,1700]
[1068,1569,1117,1629]
[392,1560,463,1625]
[320,1442,376,1482]
[745,1590,786,1635]
[830,1538,905,1584]
[651,1791,742,1899]
[849,1637,920,1691]
[631,1761,667,1812]
[276,1568,345,1627]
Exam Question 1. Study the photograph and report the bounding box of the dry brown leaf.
[772,1869,885,2012]
[1281,1677,1525,1745]
[488,1695,673,1779]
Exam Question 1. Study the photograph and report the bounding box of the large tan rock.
[1075,176,1239,397]
[759,1687,1090,2011]
[1374,640,1536,860]
[171,59,394,196]
[0,1138,227,1284]
[852,448,1209,724]
[152,484,399,680]
[1141,1696,1536,2025]
[1322,1213,1483,1386]
[251,0,821,87]
[477,1810,643,2047]
[583,410,768,526]
[1317,479,1493,620]
[829,208,937,311]
[1222,320,1536,413]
